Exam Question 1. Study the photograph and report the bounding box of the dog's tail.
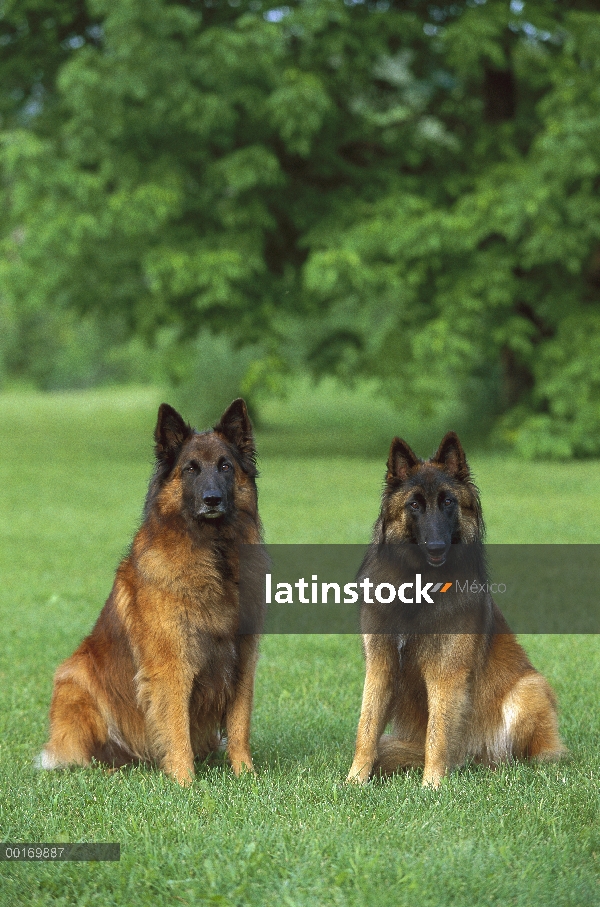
[34,749,62,771]
[373,735,425,776]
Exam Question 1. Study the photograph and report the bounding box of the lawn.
[0,386,598,906]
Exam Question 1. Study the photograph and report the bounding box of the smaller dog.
[348,432,566,788]
[39,399,264,785]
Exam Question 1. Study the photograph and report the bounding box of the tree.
[1,0,599,456]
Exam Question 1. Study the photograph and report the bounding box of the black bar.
[0,844,120,861]
[238,544,600,633]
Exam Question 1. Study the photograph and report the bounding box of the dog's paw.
[164,760,195,787]
[346,763,371,784]
[230,757,256,777]
[421,772,444,789]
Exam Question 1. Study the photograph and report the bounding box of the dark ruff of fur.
[39,398,265,785]
[348,432,567,788]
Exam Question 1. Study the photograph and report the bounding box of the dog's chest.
[179,571,239,638]
[396,635,407,662]
[189,635,238,712]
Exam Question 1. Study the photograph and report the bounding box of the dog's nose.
[426,541,446,555]
[203,492,222,507]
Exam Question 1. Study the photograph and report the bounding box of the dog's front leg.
[422,663,470,788]
[347,635,397,783]
[136,662,195,786]
[226,635,259,776]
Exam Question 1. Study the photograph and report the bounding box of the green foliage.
[171,329,263,428]
[1,1,600,455]
[501,313,600,459]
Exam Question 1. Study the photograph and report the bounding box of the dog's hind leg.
[372,735,425,777]
[38,670,110,769]
[503,673,568,763]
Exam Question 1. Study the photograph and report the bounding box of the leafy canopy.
[1,0,600,456]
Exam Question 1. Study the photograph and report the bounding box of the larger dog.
[39,399,264,785]
[348,432,566,788]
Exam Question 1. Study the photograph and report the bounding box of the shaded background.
[1,0,600,457]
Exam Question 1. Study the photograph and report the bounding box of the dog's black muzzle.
[422,541,449,567]
[196,490,226,520]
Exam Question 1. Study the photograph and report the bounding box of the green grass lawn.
[0,387,598,906]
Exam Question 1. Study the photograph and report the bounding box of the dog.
[347,431,566,788]
[39,398,264,785]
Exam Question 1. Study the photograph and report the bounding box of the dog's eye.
[184,461,199,473]
[444,498,454,507]
[220,461,231,472]
[410,501,420,511]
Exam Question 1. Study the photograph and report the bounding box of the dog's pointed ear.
[214,398,256,470]
[154,404,193,463]
[432,432,470,481]
[387,437,419,484]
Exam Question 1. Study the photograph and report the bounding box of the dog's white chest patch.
[397,636,407,660]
